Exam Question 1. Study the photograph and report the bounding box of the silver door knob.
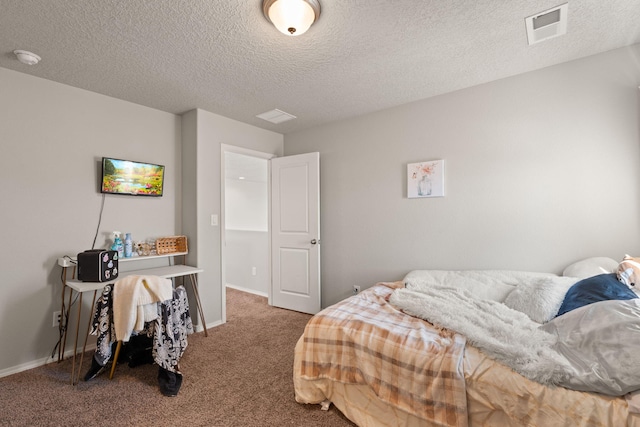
[310,239,318,245]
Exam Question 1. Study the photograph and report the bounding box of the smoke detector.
[13,50,41,65]
[525,3,568,45]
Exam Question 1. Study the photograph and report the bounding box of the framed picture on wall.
[407,160,445,198]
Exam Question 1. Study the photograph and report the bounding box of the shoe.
[84,357,106,381]
[158,367,183,397]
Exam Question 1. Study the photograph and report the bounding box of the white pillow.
[503,277,576,323]
[562,257,618,279]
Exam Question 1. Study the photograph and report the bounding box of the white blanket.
[389,283,573,386]
[403,269,559,302]
[393,270,640,398]
[112,275,173,342]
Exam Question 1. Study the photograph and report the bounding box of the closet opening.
[221,146,274,322]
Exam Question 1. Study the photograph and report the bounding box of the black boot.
[84,356,106,381]
[157,367,183,397]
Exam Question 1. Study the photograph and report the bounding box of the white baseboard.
[1,309,225,379]
[200,319,224,332]
[0,343,97,379]
[226,283,268,298]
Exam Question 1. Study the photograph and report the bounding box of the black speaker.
[77,250,119,282]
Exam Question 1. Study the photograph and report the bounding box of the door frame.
[220,144,276,323]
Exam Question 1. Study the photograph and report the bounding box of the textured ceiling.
[1,0,639,134]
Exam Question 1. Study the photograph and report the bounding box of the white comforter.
[390,270,640,396]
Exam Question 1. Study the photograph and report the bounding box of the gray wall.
[284,45,640,307]
[181,109,283,327]
[0,67,181,375]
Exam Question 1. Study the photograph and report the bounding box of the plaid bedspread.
[295,282,468,427]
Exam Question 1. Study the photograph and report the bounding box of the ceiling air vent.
[525,3,568,45]
[256,109,296,124]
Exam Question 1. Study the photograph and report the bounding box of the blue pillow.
[556,273,638,317]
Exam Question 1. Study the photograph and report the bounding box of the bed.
[293,258,640,427]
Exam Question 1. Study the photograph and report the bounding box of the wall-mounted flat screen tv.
[101,157,165,196]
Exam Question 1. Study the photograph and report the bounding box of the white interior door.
[271,152,320,314]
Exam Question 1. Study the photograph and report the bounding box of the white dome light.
[263,0,321,37]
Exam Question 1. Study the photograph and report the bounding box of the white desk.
[65,265,203,293]
[59,253,206,385]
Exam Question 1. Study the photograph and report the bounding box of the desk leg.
[61,288,73,362]
[58,272,67,363]
[70,291,83,385]
[75,290,97,385]
[109,341,123,380]
[188,274,208,337]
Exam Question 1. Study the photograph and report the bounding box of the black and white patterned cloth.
[90,284,193,374]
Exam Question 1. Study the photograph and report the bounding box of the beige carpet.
[0,288,355,427]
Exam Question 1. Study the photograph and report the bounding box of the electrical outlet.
[53,311,62,327]
[353,285,360,295]
[57,257,75,267]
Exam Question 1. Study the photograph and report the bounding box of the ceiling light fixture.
[13,50,41,65]
[262,0,321,36]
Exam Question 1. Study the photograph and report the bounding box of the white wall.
[181,109,283,327]
[225,178,268,232]
[284,44,640,307]
[225,173,270,295]
[0,68,181,375]
[225,230,269,295]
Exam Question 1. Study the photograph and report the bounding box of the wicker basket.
[155,235,188,255]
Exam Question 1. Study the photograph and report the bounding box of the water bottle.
[111,231,124,258]
[124,233,133,258]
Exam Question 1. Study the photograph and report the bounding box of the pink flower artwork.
[407,160,444,198]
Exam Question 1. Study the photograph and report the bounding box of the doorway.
[221,145,275,322]
[221,146,321,320]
